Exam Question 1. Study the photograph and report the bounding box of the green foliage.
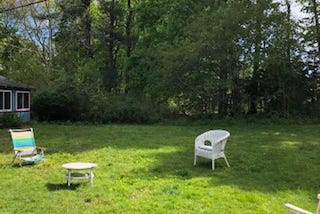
[129,0,318,117]
[32,83,83,121]
[0,25,48,88]
[5,49,49,88]
[32,80,165,123]
[89,94,163,123]
[0,113,22,128]
[3,0,320,120]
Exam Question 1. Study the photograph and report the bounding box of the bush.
[84,93,164,124]
[32,83,166,123]
[103,95,160,123]
[0,113,22,128]
[32,84,83,121]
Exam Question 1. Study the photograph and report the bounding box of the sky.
[291,0,306,20]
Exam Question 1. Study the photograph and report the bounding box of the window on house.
[0,90,12,112]
[16,91,30,111]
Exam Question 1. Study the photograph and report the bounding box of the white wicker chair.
[285,194,320,214]
[194,130,230,170]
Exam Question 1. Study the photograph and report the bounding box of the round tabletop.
[62,162,97,170]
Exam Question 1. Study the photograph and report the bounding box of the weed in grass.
[176,169,190,178]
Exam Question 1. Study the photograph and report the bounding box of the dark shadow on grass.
[11,162,39,168]
[46,182,80,191]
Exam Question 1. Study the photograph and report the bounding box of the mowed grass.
[0,121,319,213]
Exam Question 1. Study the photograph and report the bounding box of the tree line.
[0,0,320,122]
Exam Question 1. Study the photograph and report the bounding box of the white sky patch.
[276,0,308,20]
[291,0,308,20]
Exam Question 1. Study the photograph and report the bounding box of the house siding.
[15,111,30,122]
[0,89,31,122]
[0,76,33,122]
[12,90,31,122]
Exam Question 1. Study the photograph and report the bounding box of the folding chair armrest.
[284,203,313,214]
[36,146,46,151]
[13,149,23,153]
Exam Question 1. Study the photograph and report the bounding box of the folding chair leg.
[12,155,22,166]
[12,155,17,164]
[194,155,197,166]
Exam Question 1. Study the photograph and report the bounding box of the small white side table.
[62,162,97,187]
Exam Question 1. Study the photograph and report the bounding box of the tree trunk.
[311,0,320,54]
[124,0,133,94]
[285,0,291,65]
[106,0,118,92]
[248,2,262,114]
[82,0,93,58]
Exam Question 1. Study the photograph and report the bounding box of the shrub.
[0,113,22,128]
[86,93,164,124]
[32,84,166,123]
[32,84,83,121]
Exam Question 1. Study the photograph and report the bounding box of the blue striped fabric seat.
[9,128,45,166]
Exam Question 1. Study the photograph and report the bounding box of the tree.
[1,0,59,72]
[0,2,50,87]
[54,0,94,75]
[96,0,125,92]
[1,0,318,120]
[297,0,320,109]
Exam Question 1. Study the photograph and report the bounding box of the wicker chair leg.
[224,156,230,167]
[212,159,215,170]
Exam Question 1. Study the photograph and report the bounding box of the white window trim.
[16,90,30,112]
[0,89,12,112]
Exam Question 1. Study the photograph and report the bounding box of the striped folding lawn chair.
[9,128,46,166]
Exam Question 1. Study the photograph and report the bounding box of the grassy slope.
[0,121,319,213]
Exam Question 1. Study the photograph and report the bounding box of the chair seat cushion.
[21,155,45,163]
[198,145,213,151]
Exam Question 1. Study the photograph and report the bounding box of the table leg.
[89,169,94,186]
[67,170,71,186]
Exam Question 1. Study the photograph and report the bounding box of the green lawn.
[0,121,319,213]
